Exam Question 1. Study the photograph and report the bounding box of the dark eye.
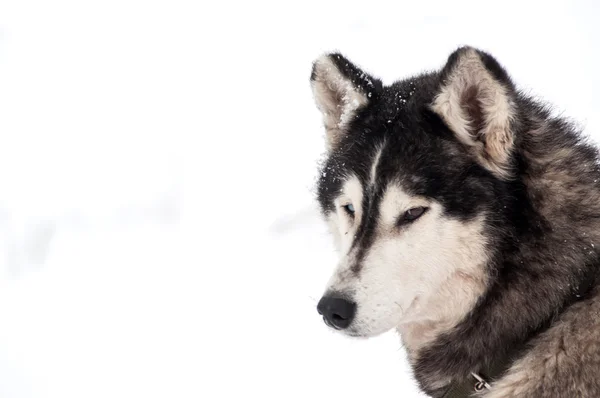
[400,206,427,224]
[343,203,355,216]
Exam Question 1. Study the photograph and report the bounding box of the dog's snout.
[317,295,356,330]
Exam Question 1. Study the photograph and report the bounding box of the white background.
[0,0,598,397]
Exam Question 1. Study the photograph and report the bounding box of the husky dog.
[310,47,600,397]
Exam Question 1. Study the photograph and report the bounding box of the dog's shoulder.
[484,285,600,397]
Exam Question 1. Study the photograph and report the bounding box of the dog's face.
[311,48,516,338]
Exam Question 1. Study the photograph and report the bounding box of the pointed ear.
[311,53,381,150]
[431,47,517,179]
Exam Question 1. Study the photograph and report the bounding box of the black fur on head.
[313,47,521,226]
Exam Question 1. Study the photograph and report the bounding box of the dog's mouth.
[322,316,343,330]
[322,316,369,338]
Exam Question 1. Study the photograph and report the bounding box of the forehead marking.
[369,142,386,188]
[337,144,387,275]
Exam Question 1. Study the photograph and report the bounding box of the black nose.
[317,295,356,329]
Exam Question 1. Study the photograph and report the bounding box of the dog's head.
[311,47,517,338]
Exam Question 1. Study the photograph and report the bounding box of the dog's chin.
[341,323,395,339]
[341,329,370,339]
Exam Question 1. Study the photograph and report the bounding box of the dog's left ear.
[432,47,517,179]
[311,53,381,150]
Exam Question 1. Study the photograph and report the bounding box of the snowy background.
[0,0,598,397]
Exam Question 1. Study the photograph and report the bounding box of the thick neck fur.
[408,98,600,396]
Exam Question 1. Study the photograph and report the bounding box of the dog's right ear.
[431,47,517,180]
[311,53,381,150]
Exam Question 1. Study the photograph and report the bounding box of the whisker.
[394,301,404,313]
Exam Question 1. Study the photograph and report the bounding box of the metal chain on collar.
[471,372,492,392]
[441,372,491,398]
